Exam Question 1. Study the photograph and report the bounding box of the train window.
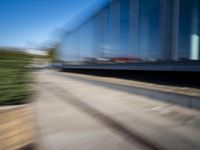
[178,0,200,61]
[138,0,161,62]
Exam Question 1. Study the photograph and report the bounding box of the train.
[58,0,200,72]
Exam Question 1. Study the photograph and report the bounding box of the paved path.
[34,70,200,150]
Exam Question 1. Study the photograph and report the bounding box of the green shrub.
[0,49,33,105]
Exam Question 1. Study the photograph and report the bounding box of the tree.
[46,44,59,63]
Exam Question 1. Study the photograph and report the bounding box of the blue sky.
[0,0,107,48]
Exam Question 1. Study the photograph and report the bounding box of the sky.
[0,0,107,48]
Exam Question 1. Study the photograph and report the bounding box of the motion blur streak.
[0,0,200,150]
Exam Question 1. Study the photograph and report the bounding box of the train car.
[58,0,200,72]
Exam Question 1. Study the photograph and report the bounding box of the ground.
[34,70,200,150]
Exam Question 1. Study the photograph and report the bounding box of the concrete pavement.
[34,70,200,150]
[34,75,148,150]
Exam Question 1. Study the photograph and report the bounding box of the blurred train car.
[58,0,200,72]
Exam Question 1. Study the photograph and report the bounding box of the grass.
[0,49,33,105]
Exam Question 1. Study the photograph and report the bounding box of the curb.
[0,104,35,150]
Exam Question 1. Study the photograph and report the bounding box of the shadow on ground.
[60,69,200,88]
